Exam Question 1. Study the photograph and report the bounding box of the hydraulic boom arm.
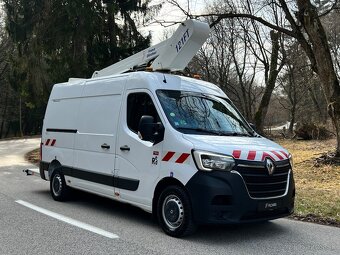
[92,19,210,78]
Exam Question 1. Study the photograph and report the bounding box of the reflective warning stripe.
[45,139,56,146]
[280,150,289,158]
[271,150,284,160]
[232,149,289,162]
[162,152,190,164]
[261,152,276,161]
[162,151,176,161]
[232,150,241,159]
[247,150,256,160]
[175,153,190,163]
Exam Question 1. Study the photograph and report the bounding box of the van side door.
[70,78,125,197]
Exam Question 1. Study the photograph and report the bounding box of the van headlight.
[289,154,294,169]
[193,151,235,171]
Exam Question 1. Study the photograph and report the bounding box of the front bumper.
[185,160,295,224]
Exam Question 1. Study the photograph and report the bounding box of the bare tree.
[323,6,340,79]
[166,0,340,156]
[188,15,261,121]
[278,42,310,134]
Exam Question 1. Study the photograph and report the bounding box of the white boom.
[92,19,210,78]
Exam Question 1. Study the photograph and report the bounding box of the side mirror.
[138,115,164,144]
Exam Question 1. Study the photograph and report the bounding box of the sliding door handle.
[101,143,110,149]
[120,145,130,151]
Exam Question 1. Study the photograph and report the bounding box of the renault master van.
[38,19,295,237]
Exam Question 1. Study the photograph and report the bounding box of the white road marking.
[15,200,119,239]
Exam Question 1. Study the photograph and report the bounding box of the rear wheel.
[50,169,70,201]
[157,185,196,237]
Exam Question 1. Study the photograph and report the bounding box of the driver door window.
[127,93,160,133]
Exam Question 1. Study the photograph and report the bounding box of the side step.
[23,168,40,177]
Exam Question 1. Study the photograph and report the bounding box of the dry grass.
[277,138,340,222]
[25,148,40,166]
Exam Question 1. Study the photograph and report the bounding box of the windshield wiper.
[176,127,223,136]
[218,131,254,137]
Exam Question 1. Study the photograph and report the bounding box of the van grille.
[235,160,291,199]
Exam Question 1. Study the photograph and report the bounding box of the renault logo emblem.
[265,158,275,175]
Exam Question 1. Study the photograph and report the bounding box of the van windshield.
[156,90,254,136]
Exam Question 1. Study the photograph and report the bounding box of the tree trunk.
[308,86,324,121]
[254,31,280,133]
[296,0,340,156]
[0,87,9,139]
[289,105,296,135]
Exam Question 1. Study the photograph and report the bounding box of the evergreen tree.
[3,0,159,136]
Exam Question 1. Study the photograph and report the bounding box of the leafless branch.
[193,12,296,38]
[318,0,339,18]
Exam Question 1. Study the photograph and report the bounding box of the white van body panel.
[42,81,85,177]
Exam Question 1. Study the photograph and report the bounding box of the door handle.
[120,145,130,151]
[101,143,110,149]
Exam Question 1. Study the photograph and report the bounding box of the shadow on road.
[31,187,290,242]
[33,188,156,224]
[189,221,288,244]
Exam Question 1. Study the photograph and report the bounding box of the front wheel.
[157,186,196,237]
[50,169,70,201]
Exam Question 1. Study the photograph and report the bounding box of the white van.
[38,20,295,237]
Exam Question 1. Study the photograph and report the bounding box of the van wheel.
[50,169,70,201]
[157,186,196,237]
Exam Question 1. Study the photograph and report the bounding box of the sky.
[143,0,209,43]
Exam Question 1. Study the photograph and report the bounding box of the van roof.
[59,72,228,99]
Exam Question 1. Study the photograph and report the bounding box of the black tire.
[50,169,70,201]
[157,185,197,237]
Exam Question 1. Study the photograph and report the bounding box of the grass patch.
[25,148,40,166]
[277,138,340,224]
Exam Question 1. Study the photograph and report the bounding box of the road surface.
[0,138,339,255]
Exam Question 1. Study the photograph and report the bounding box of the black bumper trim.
[39,161,49,180]
[185,168,295,224]
[46,128,77,133]
[62,166,139,191]
[39,161,139,191]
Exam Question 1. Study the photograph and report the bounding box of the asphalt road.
[0,138,339,255]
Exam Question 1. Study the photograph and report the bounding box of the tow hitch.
[23,168,40,177]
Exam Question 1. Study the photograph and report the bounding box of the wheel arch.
[152,177,187,217]
[48,159,62,179]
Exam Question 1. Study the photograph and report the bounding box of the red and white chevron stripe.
[45,139,56,146]
[232,150,288,161]
[162,151,190,164]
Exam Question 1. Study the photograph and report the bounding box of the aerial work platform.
[91,19,210,78]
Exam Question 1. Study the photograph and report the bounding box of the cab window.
[127,93,160,133]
